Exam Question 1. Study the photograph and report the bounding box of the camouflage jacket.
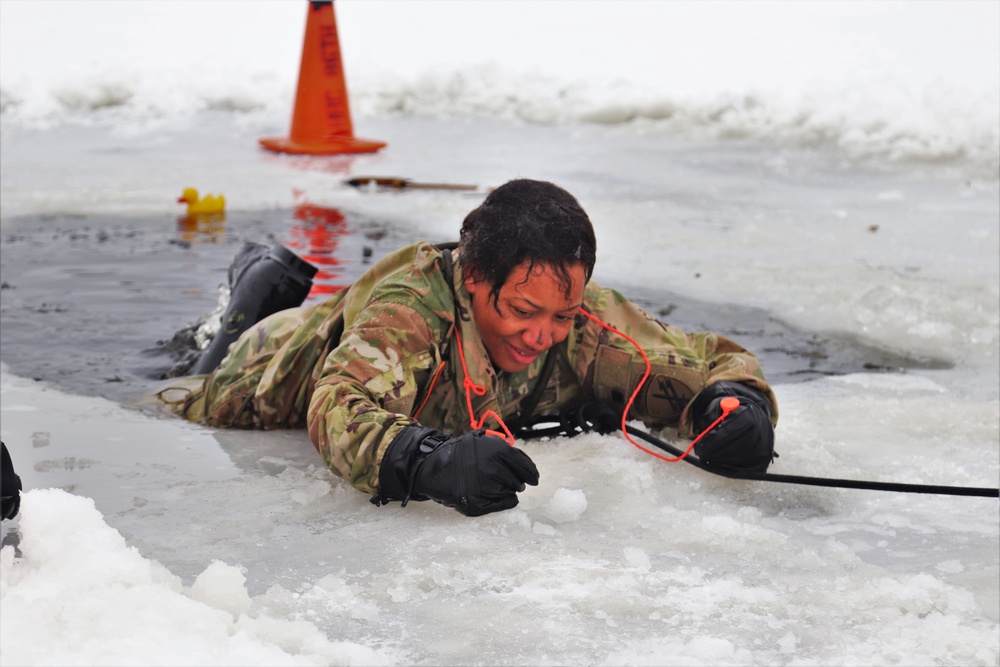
[161,242,777,495]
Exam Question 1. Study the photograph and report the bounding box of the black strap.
[440,245,456,287]
[439,244,457,350]
[517,407,1000,499]
[436,240,460,287]
[509,348,560,430]
[623,425,999,498]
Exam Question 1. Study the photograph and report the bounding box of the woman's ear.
[463,269,482,297]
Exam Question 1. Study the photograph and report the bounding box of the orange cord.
[576,308,738,462]
[412,360,447,420]
[453,329,517,445]
[448,309,736,455]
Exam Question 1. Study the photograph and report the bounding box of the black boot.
[189,243,318,375]
[2,442,22,521]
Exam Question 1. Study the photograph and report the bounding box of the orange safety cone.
[260,1,386,155]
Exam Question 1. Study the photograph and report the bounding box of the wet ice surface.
[1,114,997,665]
[0,117,970,404]
[2,367,997,666]
[0,207,950,406]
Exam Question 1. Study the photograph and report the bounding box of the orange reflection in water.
[286,203,349,299]
[258,152,356,175]
[176,213,226,244]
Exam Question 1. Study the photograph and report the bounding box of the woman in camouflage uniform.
[160,179,777,517]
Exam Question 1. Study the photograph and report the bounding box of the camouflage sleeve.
[571,285,778,437]
[307,299,444,495]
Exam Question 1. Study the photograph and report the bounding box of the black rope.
[515,412,1000,499]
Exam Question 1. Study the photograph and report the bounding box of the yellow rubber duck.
[177,187,226,215]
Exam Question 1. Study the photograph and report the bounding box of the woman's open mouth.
[506,341,542,365]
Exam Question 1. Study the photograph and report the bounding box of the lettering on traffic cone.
[260,1,386,155]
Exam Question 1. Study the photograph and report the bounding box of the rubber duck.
[177,188,226,215]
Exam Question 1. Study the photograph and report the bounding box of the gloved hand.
[2,442,23,521]
[373,426,540,517]
[690,382,775,473]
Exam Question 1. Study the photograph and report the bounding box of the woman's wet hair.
[459,179,597,309]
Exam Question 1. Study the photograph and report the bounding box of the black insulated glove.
[373,426,540,517]
[690,382,775,473]
[2,442,23,521]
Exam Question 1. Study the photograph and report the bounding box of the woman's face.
[465,261,587,373]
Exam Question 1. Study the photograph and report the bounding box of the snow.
[2,363,996,665]
[1,489,390,667]
[1,1,998,182]
[542,487,588,524]
[1,1,998,665]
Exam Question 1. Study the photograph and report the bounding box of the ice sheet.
[1,364,997,665]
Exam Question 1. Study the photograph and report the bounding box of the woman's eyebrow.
[512,295,583,313]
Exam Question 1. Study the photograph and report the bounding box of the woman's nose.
[523,322,553,350]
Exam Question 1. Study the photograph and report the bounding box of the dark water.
[0,206,949,406]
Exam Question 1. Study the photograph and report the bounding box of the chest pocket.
[593,345,704,426]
